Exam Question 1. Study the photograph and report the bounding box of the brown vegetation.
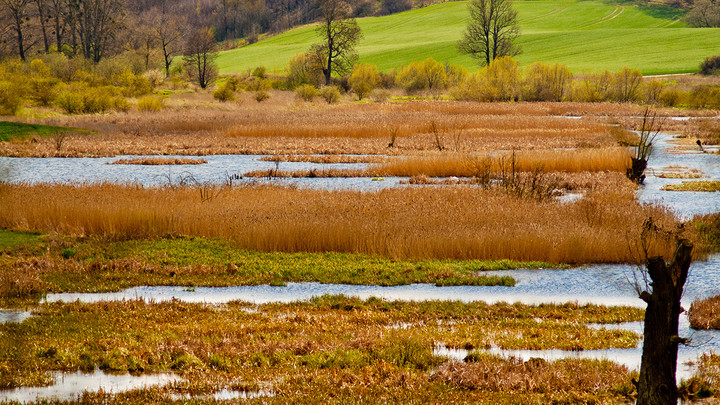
[109,157,208,165]
[0,183,682,264]
[689,294,720,330]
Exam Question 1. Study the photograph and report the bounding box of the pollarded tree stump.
[636,239,693,405]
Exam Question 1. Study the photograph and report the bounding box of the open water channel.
[1,130,719,402]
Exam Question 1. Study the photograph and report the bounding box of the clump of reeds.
[259,155,386,164]
[374,148,631,177]
[688,294,720,330]
[662,180,720,192]
[109,157,208,165]
[431,355,632,394]
[0,183,681,264]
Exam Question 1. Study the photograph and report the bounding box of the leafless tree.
[309,0,362,85]
[183,27,217,89]
[686,0,720,27]
[457,0,521,66]
[0,0,33,60]
[151,1,184,77]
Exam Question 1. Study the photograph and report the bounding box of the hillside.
[216,0,720,75]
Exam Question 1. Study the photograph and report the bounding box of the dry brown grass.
[431,356,632,394]
[0,183,681,264]
[689,294,720,330]
[259,155,387,164]
[109,157,208,165]
[0,101,631,158]
[373,148,631,177]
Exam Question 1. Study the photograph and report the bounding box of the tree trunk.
[627,157,647,184]
[636,239,693,405]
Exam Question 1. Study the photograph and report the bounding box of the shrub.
[521,62,573,102]
[371,88,391,103]
[445,63,468,88]
[27,77,59,107]
[485,56,520,101]
[213,85,235,102]
[450,72,491,102]
[252,66,267,79]
[643,79,667,105]
[286,53,323,89]
[55,90,84,114]
[137,95,163,112]
[113,96,132,112]
[143,69,165,88]
[223,75,243,92]
[83,87,115,113]
[319,86,341,104]
[396,58,447,92]
[349,63,381,100]
[688,85,720,109]
[612,67,643,102]
[115,69,154,97]
[29,59,51,77]
[0,81,25,116]
[294,84,318,101]
[700,55,720,75]
[659,87,682,107]
[573,71,614,102]
[254,90,270,102]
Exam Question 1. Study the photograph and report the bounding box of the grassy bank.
[0,121,81,142]
[0,183,683,265]
[216,0,718,75]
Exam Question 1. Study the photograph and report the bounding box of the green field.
[216,0,720,75]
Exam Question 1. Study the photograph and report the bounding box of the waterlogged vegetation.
[689,294,720,330]
[0,297,645,402]
[662,180,720,192]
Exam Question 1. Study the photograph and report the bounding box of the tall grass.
[374,148,632,177]
[0,183,680,264]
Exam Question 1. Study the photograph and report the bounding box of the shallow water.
[0,311,31,324]
[0,370,180,403]
[638,133,720,220]
[168,388,274,401]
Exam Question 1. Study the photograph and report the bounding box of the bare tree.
[457,0,520,67]
[0,0,33,60]
[685,0,720,27]
[183,27,217,89]
[74,0,125,62]
[309,0,362,85]
[33,0,50,52]
[152,0,184,77]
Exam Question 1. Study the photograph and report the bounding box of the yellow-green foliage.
[114,68,154,97]
[294,84,318,101]
[573,71,615,102]
[396,58,447,92]
[451,57,520,102]
[55,83,124,114]
[349,64,381,100]
[643,79,667,105]
[254,90,270,102]
[0,81,26,116]
[688,85,720,109]
[54,89,84,114]
[522,62,573,102]
[286,52,323,88]
[213,85,235,102]
[613,67,643,102]
[319,85,342,104]
[137,95,163,112]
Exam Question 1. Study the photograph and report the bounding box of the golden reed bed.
[0,183,683,264]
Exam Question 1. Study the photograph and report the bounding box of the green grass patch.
[0,121,81,142]
[29,235,543,293]
[216,0,714,75]
[0,229,44,253]
[662,180,720,192]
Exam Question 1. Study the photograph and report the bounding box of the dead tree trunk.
[636,239,693,405]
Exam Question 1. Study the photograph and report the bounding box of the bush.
[700,55,720,75]
[349,64,381,100]
[294,84,318,101]
[213,85,235,102]
[643,79,667,105]
[485,56,520,101]
[371,88,392,103]
[254,90,270,102]
[521,62,573,102]
[688,85,720,109]
[319,86,341,104]
[55,90,84,114]
[286,53,323,89]
[223,75,243,92]
[82,87,114,113]
[612,66,643,102]
[113,96,131,112]
[137,95,163,112]
[252,66,267,79]
[450,72,491,102]
[143,69,165,88]
[29,78,60,106]
[659,87,682,107]
[115,69,154,97]
[396,58,447,92]
[573,71,614,102]
[0,81,25,116]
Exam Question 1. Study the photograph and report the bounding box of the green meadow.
[216,0,719,75]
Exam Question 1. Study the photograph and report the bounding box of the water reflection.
[0,370,180,404]
[0,311,31,324]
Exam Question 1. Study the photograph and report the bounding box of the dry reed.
[689,294,720,330]
[0,183,680,264]
[109,157,208,165]
[374,148,632,177]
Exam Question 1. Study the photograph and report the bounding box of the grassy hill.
[216,0,720,76]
